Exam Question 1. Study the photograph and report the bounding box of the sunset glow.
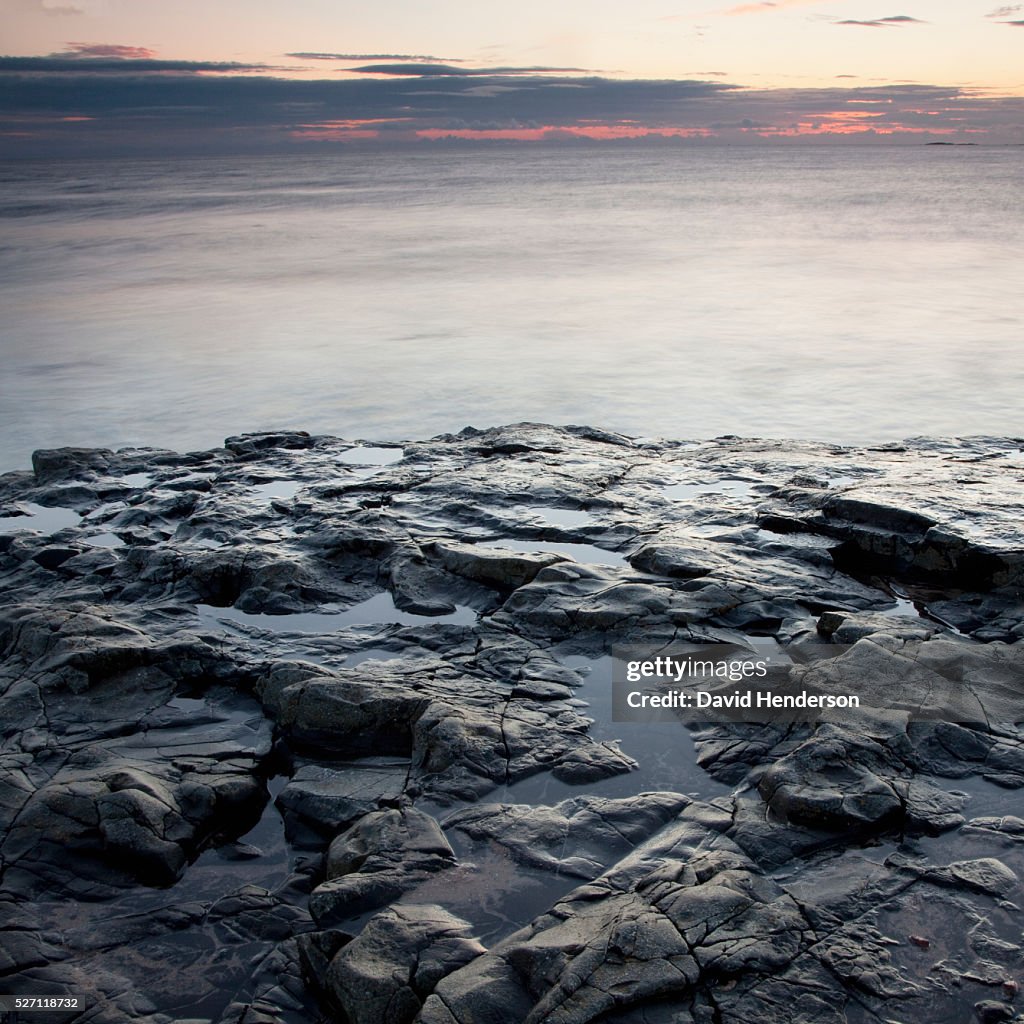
[1,0,1022,152]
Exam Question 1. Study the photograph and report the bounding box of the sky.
[1,0,1023,151]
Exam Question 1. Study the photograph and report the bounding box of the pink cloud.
[722,0,825,15]
[64,43,157,59]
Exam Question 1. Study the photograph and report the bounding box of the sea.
[1,144,1021,472]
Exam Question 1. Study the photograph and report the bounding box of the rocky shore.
[1,423,1023,1024]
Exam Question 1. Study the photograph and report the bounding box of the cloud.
[9,0,84,14]
[986,4,1022,16]
[722,0,826,15]
[343,63,594,77]
[1,63,1022,153]
[0,41,285,74]
[62,43,157,58]
[0,68,736,144]
[458,84,535,97]
[286,52,465,63]
[1000,18,1024,23]
[0,55,276,73]
[835,15,925,26]
[724,2,777,13]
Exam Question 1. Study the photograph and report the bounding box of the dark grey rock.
[2,754,266,891]
[900,856,1019,897]
[32,446,114,483]
[224,431,317,456]
[424,540,567,590]
[757,725,904,831]
[3,425,1024,1023]
[277,762,408,834]
[901,778,966,834]
[309,807,455,926]
[444,793,690,879]
[325,905,484,1024]
[975,1000,1015,1023]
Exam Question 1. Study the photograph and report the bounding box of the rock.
[260,671,429,756]
[757,726,903,832]
[424,540,567,590]
[1,754,266,892]
[224,431,318,456]
[424,843,806,1023]
[389,556,462,615]
[324,905,484,1024]
[32,447,113,483]
[816,608,935,643]
[32,545,81,571]
[257,654,635,802]
[186,546,330,610]
[628,539,714,579]
[965,816,1024,840]
[411,697,636,798]
[276,763,408,835]
[3,425,1024,1022]
[494,569,677,639]
[901,779,966,834]
[913,857,1020,898]
[444,793,691,879]
[975,1000,1015,1023]
[309,807,454,926]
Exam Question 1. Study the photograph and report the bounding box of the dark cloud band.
[835,15,925,26]
[343,63,595,76]
[0,55,273,73]
[0,64,1020,153]
[286,52,466,62]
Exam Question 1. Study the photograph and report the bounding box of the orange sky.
[4,0,1023,91]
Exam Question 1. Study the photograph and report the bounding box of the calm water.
[1,146,1022,471]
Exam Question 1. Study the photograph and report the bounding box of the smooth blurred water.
[1,145,1021,471]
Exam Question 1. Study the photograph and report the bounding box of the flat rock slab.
[1,423,1023,1022]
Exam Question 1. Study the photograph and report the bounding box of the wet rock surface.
[1,423,1023,1023]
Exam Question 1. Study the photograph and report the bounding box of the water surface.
[2,146,1021,470]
